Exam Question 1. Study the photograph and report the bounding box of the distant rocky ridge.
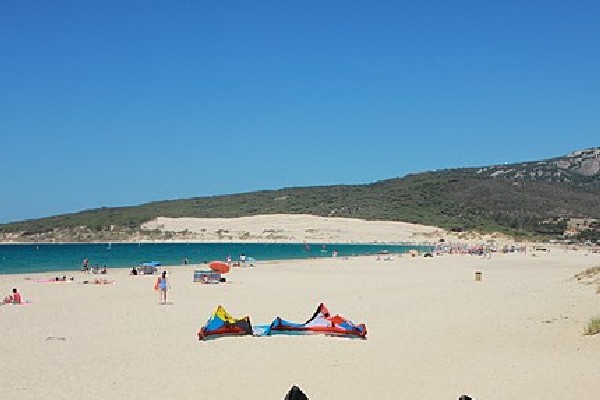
[476,147,600,183]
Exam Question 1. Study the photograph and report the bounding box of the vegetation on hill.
[1,148,599,241]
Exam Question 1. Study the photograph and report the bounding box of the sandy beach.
[1,247,599,399]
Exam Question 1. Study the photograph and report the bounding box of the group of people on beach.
[181,254,253,267]
[81,258,108,274]
[53,276,75,282]
[82,278,112,285]
[227,253,254,267]
[434,244,527,256]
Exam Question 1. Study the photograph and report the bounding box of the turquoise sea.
[0,242,431,275]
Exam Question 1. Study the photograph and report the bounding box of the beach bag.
[153,278,160,291]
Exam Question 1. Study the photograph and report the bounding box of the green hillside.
[2,148,600,241]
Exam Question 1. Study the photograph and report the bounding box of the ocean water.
[0,242,431,275]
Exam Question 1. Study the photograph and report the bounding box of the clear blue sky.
[1,1,598,224]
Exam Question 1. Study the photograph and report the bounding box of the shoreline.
[5,245,598,278]
[0,242,436,276]
[0,239,437,245]
[4,239,597,276]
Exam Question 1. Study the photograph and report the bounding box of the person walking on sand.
[157,271,169,304]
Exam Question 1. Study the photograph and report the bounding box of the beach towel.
[2,300,33,306]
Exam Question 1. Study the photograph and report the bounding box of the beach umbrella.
[209,261,230,274]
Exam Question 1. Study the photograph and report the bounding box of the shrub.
[584,317,600,335]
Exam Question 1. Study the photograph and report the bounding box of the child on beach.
[81,258,89,273]
[156,271,170,304]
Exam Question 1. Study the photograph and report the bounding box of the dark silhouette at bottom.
[284,385,308,400]
[283,385,472,399]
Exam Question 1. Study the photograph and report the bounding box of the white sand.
[141,214,504,243]
[1,249,599,399]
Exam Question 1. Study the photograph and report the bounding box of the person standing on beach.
[158,271,169,304]
[82,258,89,273]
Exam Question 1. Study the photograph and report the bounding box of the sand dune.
[141,214,501,243]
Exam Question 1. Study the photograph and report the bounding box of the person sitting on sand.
[101,266,107,275]
[4,288,22,304]
[12,288,22,304]
[82,278,110,285]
